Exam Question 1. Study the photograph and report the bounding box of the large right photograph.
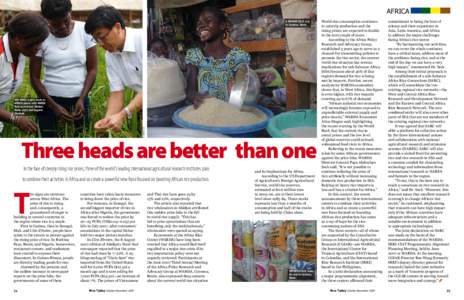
[147,0,316,138]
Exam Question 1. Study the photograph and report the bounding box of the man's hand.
[94,110,127,132]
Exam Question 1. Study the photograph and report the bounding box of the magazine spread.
[0,0,462,299]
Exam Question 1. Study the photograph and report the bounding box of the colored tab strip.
[440,7,450,14]
[411,7,424,14]
[411,7,450,14]
[421,7,430,13]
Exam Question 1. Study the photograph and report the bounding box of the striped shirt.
[0,34,25,104]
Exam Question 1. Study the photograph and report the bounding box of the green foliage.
[1,46,142,138]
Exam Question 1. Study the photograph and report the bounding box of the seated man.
[85,5,142,132]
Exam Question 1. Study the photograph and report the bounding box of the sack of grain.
[288,260,316,281]
[295,220,317,236]
[293,221,317,263]
[253,222,271,261]
[241,248,254,281]
[233,257,242,275]
[232,221,244,276]
[269,222,288,262]
[241,220,253,248]
[254,260,269,282]
[268,262,289,282]
[232,221,243,259]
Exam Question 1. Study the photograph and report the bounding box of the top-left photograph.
[0,0,142,138]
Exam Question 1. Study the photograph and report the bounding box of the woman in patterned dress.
[185,6,250,108]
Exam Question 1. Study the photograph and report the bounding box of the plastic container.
[147,127,227,138]
[147,57,185,108]
[172,105,273,137]
[266,109,317,138]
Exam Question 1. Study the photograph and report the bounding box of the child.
[150,38,170,59]
[150,37,186,73]
[185,6,250,107]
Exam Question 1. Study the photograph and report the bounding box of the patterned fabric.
[185,47,251,101]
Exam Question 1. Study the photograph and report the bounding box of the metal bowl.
[229,63,261,109]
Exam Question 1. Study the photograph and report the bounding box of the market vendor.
[30,0,98,137]
[0,12,49,135]
[84,5,142,132]
[185,6,250,108]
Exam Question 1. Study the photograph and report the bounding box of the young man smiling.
[85,5,142,132]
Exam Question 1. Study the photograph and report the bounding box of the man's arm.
[125,91,142,115]
[105,90,125,117]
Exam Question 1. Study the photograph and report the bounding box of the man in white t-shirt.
[85,5,143,132]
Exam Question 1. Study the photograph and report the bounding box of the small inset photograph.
[232,220,316,282]
[0,0,142,138]
[147,0,316,138]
